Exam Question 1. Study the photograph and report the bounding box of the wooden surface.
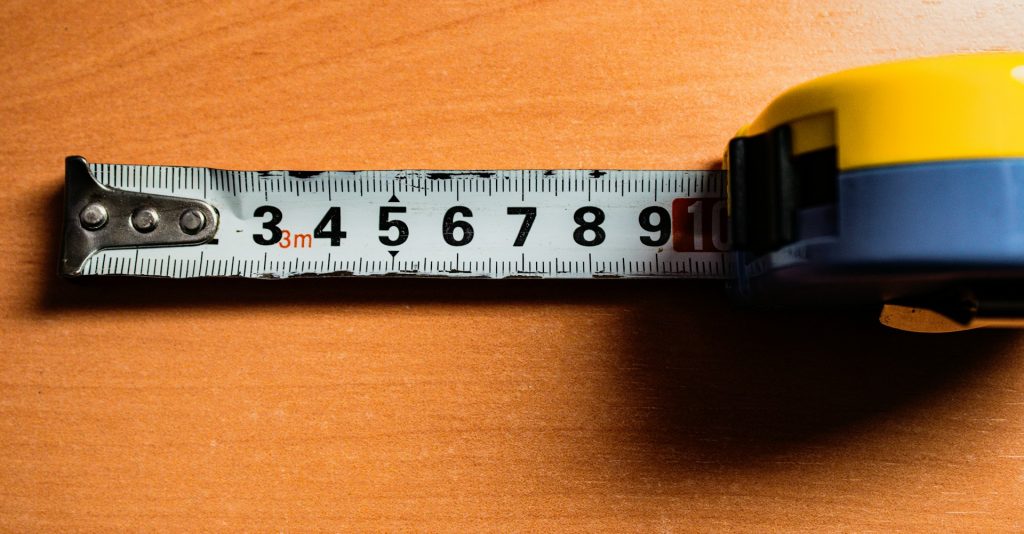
[2,1,1024,531]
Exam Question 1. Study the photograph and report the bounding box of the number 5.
[379,206,409,246]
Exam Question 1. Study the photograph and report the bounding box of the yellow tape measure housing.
[736,52,1024,170]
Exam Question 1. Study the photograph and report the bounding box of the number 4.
[314,207,347,246]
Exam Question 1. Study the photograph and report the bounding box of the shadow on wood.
[34,178,1019,480]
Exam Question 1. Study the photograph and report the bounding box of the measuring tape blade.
[65,161,732,280]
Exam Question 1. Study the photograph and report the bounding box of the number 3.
[252,205,283,245]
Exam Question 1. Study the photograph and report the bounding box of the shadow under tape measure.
[35,177,1021,475]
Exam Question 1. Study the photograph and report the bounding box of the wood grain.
[2,1,1023,531]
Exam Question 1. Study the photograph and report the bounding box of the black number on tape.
[252,205,283,246]
[573,206,605,247]
[506,207,537,247]
[379,206,409,246]
[313,207,347,246]
[639,206,671,247]
[442,206,474,246]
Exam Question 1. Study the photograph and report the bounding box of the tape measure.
[60,53,1024,333]
[63,161,730,280]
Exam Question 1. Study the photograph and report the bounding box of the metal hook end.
[60,156,220,277]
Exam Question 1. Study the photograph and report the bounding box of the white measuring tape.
[67,161,732,280]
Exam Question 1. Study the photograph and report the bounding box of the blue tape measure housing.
[735,158,1024,305]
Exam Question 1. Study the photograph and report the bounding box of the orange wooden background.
[2,1,1024,531]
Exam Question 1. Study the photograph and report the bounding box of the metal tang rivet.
[131,208,159,233]
[79,203,108,230]
[179,209,206,235]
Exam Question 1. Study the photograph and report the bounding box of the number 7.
[507,207,537,247]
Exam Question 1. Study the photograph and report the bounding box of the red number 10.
[671,198,729,252]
